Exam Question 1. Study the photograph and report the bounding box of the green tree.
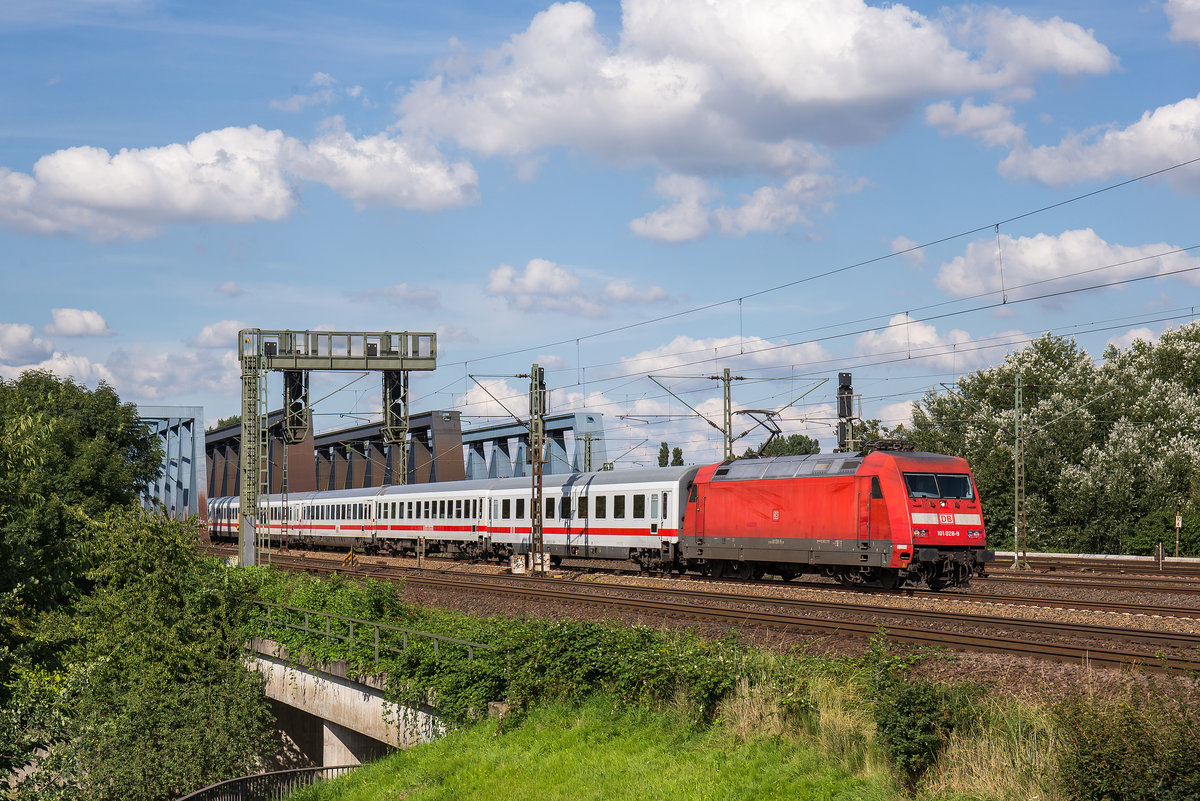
[740,433,820,458]
[206,414,241,433]
[670,447,684,466]
[12,511,272,801]
[658,441,670,467]
[0,372,161,710]
[905,326,1200,554]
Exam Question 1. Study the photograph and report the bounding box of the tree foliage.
[670,447,684,466]
[206,414,241,433]
[10,511,272,801]
[0,372,161,707]
[740,433,820,459]
[905,325,1200,554]
[658,442,670,467]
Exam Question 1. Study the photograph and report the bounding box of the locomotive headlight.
[913,529,928,537]
[967,530,983,539]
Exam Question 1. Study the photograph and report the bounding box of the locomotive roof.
[709,453,864,481]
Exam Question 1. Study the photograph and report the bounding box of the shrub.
[1054,673,1200,801]
[864,635,984,790]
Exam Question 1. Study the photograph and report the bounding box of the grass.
[287,695,902,801]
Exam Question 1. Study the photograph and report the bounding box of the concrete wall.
[251,639,445,766]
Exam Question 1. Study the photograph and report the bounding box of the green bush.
[1054,674,1200,801]
[864,636,984,790]
[253,569,747,724]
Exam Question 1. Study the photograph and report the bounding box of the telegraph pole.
[529,363,547,573]
[719,367,734,460]
[1011,372,1027,569]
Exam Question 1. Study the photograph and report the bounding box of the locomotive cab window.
[903,473,975,500]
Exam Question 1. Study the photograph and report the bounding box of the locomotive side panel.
[684,474,897,568]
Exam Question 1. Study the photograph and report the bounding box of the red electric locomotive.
[680,449,991,589]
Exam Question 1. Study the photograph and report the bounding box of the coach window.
[516,498,525,519]
[578,495,588,518]
[650,494,659,520]
[440,500,447,519]
[633,494,645,519]
[595,495,607,519]
[502,499,511,519]
[663,492,670,520]
[614,495,626,519]
[560,497,572,519]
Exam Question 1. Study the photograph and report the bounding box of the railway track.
[256,551,1200,673]
[977,572,1200,596]
[207,543,1200,618]
[993,553,1200,578]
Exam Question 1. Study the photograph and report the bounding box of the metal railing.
[253,602,490,665]
[177,764,359,801]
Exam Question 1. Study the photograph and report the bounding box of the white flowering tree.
[905,324,1200,555]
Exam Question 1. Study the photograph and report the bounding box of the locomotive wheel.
[708,560,728,578]
[877,569,901,590]
[834,571,861,587]
[734,562,754,580]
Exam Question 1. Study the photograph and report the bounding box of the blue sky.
[3,0,1199,466]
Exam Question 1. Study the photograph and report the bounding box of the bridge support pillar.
[323,719,389,766]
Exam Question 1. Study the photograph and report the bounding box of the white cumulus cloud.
[286,121,478,211]
[854,315,983,370]
[486,258,670,317]
[891,235,926,266]
[926,98,1025,147]
[0,350,113,385]
[1166,0,1200,44]
[1000,93,1200,191]
[1106,327,1158,351]
[104,347,240,401]
[936,228,1200,299]
[628,174,716,243]
[0,124,480,238]
[44,308,111,337]
[398,0,1111,174]
[0,323,53,364]
[194,319,247,349]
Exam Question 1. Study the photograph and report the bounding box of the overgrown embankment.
[259,570,1200,801]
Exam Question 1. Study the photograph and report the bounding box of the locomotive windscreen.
[903,473,975,500]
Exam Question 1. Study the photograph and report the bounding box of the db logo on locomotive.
[938,513,954,524]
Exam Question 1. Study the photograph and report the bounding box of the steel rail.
[266,553,1200,673]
